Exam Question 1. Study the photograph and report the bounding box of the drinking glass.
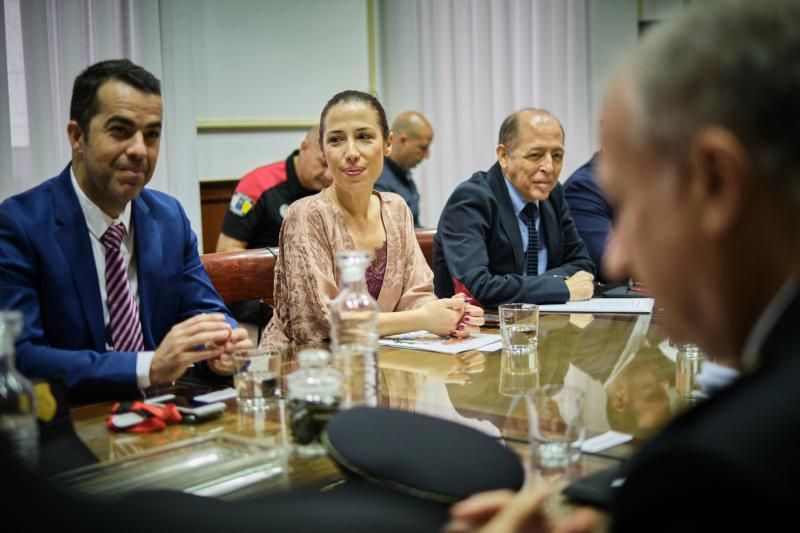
[233,348,282,412]
[525,384,585,473]
[499,303,539,356]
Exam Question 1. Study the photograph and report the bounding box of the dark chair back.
[200,248,276,306]
[414,228,436,269]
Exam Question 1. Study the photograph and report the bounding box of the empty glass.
[525,384,585,474]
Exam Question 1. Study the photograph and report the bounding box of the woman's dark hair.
[70,59,161,136]
[318,90,389,149]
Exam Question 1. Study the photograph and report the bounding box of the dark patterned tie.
[523,202,539,276]
[101,223,145,352]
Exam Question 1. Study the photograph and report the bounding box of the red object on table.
[452,276,482,308]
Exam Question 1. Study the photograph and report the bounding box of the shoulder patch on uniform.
[229,192,254,216]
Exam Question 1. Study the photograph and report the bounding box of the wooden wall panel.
[199,180,237,253]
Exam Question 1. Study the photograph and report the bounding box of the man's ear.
[299,138,309,153]
[496,144,509,170]
[688,127,750,236]
[67,121,84,153]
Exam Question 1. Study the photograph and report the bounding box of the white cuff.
[136,351,155,389]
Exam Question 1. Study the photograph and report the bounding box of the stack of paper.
[379,331,502,354]
[539,297,654,314]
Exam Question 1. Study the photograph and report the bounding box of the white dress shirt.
[502,174,549,275]
[70,169,154,389]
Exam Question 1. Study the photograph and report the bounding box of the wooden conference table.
[66,309,690,525]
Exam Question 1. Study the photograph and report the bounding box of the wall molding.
[196,119,317,132]
[197,1,375,134]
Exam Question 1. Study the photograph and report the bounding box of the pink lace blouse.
[261,191,436,349]
[366,241,388,300]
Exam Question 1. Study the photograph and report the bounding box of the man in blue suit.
[433,109,595,307]
[562,153,615,282]
[0,60,251,401]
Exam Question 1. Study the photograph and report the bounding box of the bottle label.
[288,399,339,445]
[35,382,57,422]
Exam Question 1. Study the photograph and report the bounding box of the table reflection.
[70,311,720,503]
[440,313,680,443]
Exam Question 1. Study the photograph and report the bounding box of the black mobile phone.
[176,402,226,424]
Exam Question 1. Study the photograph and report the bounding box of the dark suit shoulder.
[2,173,60,205]
[649,339,800,462]
[563,170,599,194]
[446,170,494,204]
[563,157,596,188]
[563,160,609,212]
[615,340,800,531]
[0,174,65,226]
[438,171,498,229]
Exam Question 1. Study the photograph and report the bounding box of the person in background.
[563,152,618,282]
[0,60,251,402]
[375,111,433,228]
[215,127,331,336]
[262,91,482,349]
[446,1,800,531]
[433,108,595,307]
[216,126,331,252]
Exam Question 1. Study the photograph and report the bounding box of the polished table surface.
[69,310,688,526]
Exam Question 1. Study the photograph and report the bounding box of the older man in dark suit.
[433,109,595,307]
[447,1,800,532]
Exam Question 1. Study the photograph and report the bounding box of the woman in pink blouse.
[262,90,483,348]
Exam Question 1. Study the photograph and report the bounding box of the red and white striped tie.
[101,223,145,352]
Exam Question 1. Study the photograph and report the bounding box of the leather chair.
[199,248,277,307]
[414,228,436,269]
[200,231,434,308]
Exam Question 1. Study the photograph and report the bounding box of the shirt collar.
[502,172,538,218]
[741,277,799,373]
[70,166,132,240]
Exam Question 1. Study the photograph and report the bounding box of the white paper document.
[581,431,633,453]
[478,340,504,352]
[539,297,654,314]
[379,331,503,354]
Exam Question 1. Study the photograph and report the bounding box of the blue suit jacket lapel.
[52,168,105,351]
[132,196,162,350]
[488,163,524,273]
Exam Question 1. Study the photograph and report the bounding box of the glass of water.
[525,384,586,476]
[499,303,539,356]
[233,348,282,412]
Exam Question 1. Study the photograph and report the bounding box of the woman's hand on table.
[419,297,465,336]
[451,293,485,337]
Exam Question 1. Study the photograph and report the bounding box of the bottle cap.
[335,250,372,282]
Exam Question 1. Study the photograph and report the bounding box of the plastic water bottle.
[0,311,39,471]
[330,250,379,408]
